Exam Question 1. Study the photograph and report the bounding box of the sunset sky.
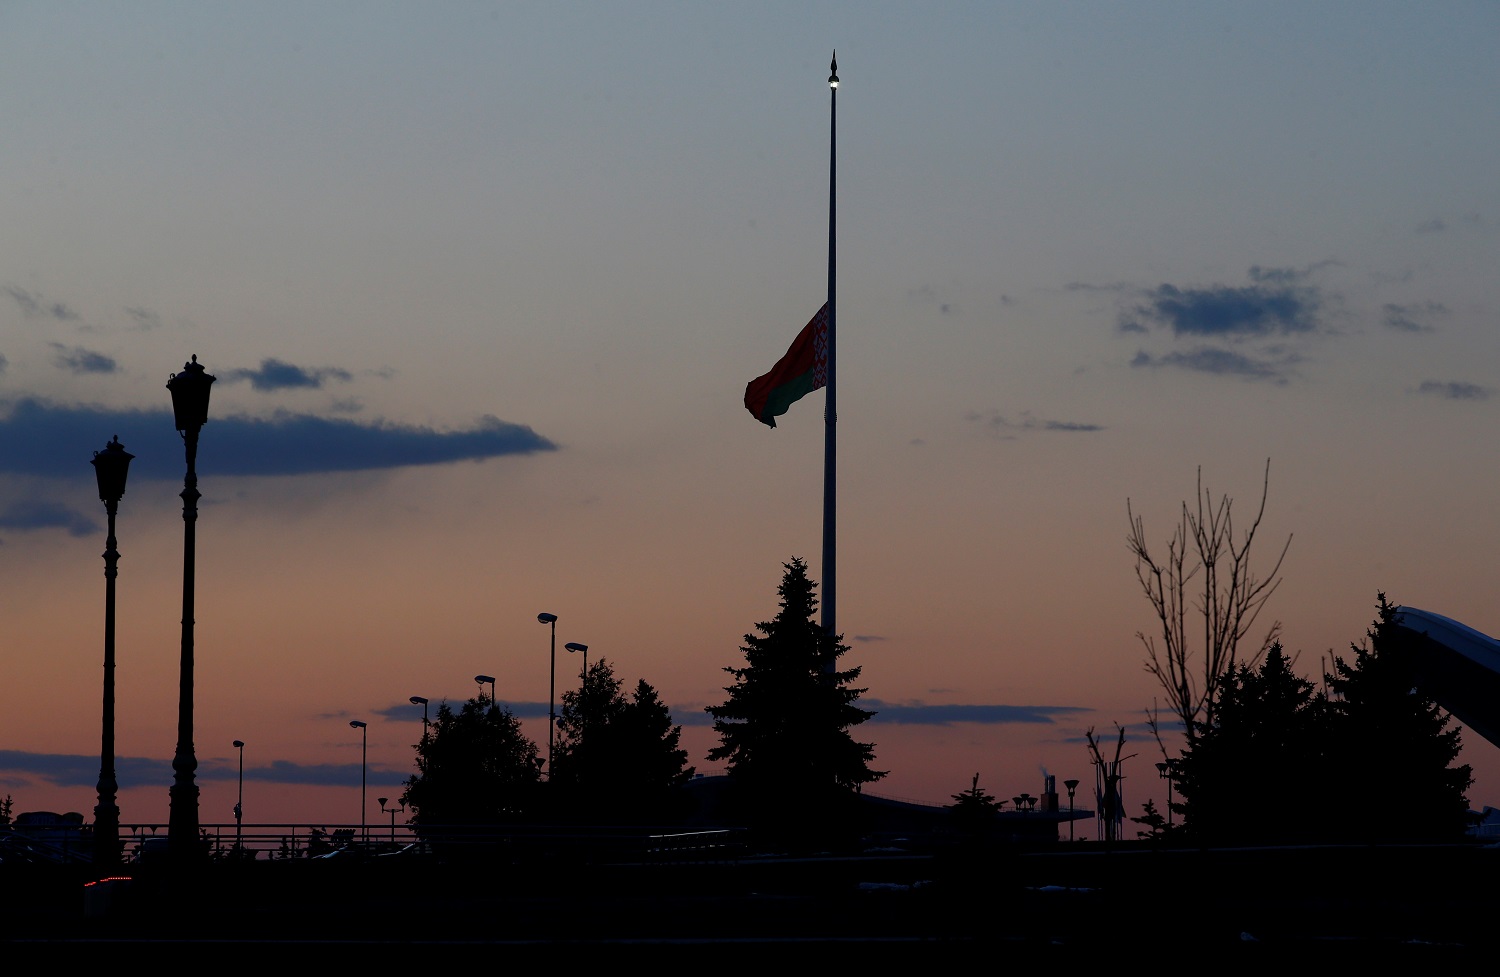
[4,2,1499,832]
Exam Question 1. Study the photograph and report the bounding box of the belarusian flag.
[744,304,829,428]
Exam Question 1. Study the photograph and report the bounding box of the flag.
[744,304,829,428]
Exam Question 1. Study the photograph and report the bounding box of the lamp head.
[564,642,588,654]
[829,52,839,89]
[537,612,557,624]
[232,740,244,748]
[91,435,134,503]
[474,674,495,685]
[349,720,367,729]
[165,354,216,433]
[377,797,388,808]
[409,696,427,706]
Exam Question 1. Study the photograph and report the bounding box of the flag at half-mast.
[743,303,829,428]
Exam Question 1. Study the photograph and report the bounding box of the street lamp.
[349,720,367,843]
[564,642,588,683]
[410,696,429,742]
[378,796,406,845]
[1157,760,1177,827]
[232,740,245,853]
[474,674,496,707]
[91,435,133,868]
[537,612,558,776]
[1064,779,1080,842]
[166,354,214,862]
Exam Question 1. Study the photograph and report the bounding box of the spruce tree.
[551,660,694,823]
[401,694,541,830]
[707,558,883,843]
[1326,594,1472,842]
[1173,642,1327,845]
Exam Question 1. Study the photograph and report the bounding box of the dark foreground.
[4,842,1497,962]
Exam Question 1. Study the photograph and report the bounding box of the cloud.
[374,699,549,722]
[5,286,79,322]
[851,635,886,643]
[1130,269,1322,338]
[49,343,119,375]
[123,307,162,330]
[0,499,98,536]
[1415,218,1447,235]
[677,700,1091,727]
[966,410,1104,434]
[860,700,1092,726]
[1382,301,1448,333]
[0,398,558,481]
[223,358,355,391]
[0,749,407,789]
[1414,381,1490,401]
[1130,347,1292,381]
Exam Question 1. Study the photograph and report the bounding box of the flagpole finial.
[828,52,839,89]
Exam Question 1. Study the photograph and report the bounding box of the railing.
[104,822,747,863]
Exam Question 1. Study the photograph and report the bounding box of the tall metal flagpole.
[821,52,839,668]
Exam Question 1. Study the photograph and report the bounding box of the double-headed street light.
[349,720,368,842]
[166,354,214,862]
[537,613,558,774]
[378,796,406,845]
[91,435,133,868]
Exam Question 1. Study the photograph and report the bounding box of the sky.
[3,2,1499,832]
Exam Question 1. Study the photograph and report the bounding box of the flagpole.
[821,52,838,667]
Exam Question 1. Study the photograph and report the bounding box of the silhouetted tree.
[551,660,694,823]
[1127,461,1291,752]
[402,694,541,831]
[948,774,1001,833]
[1326,595,1472,842]
[707,558,883,847]
[1173,642,1328,845]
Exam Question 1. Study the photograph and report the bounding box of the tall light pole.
[91,435,133,868]
[349,720,367,843]
[232,740,245,853]
[537,613,558,774]
[166,354,214,862]
[474,674,496,708]
[409,696,429,742]
[564,645,588,798]
[1064,779,1080,842]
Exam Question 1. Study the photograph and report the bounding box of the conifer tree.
[551,660,694,823]
[1326,594,1472,842]
[707,558,883,841]
[1173,642,1327,844]
[401,694,541,829]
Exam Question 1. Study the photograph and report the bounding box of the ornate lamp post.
[1156,759,1177,827]
[537,613,558,775]
[166,354,214,862]
[91,435,133,867]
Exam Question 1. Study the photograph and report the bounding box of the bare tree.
[1127,460,1290,748]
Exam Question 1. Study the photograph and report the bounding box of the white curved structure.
[1394,607,1500,750]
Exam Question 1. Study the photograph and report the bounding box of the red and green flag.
[744,303,829,428]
